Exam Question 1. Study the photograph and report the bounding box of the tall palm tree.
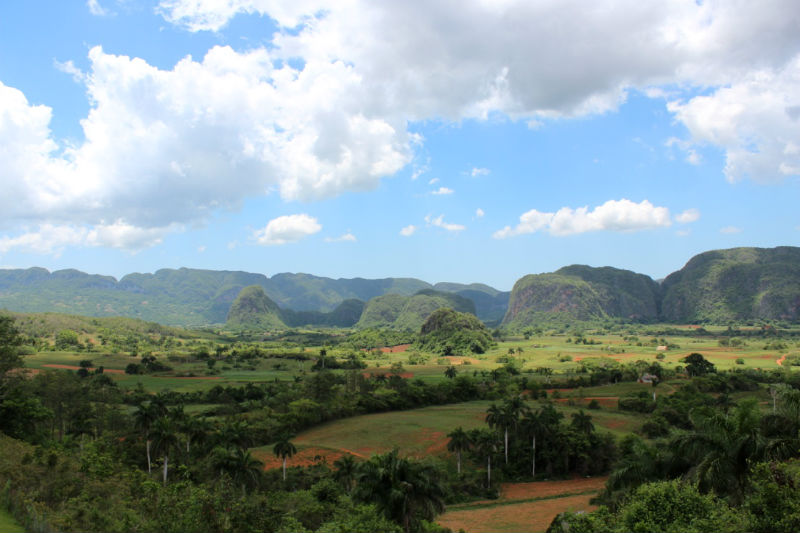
[470,428,499,488]
[354,449,445,533]
[133,401,163,474]
[150,416,179,484]
[273,434,297,482]
[216,419,253,450]
[520,410,544,478]
[182,416,212,458]
[446,426,471,474]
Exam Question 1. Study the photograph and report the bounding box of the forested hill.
[660,246,800,323]
[502,246,800,328]
[0,267,504,326]
[1,246,797,327]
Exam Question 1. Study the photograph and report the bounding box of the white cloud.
[87,0,108,16]
[720,225,743,234]
[675,208,700,224]
[668,58,800,183]
[253,214,321,245]
[400,224,417,237]
[428,177,439,185]
[425,214,465,232]
[471,167,490,177]
[676,229,691,237]
[157,0,800,185]
[431,187,454,195]
[475,208,485,218]
[325,232,356,243]
[0,221,172,255]
[493,199,671,239]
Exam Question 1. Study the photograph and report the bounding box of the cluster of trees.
[446,396,616,491]
[553,380,800,532]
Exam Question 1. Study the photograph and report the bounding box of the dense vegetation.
[356,290,476,330]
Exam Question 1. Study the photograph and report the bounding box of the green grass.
[0,509,24,533]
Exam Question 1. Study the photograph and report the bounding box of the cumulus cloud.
[425,214,465,232]
[253,214,321,245]
[5,0,800,254]
[156,0,800,185]
[400,224,416,237]
[325,232,357,243]
[431,187,454,195]
[493,199,671,239]
[475,208,485,218]
[668,56,800,183]
[675,208,700,224]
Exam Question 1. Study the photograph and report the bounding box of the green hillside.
[661,246,800,323]
[433,282,510,324]
[225,286,286,330]
[356,290,477,330]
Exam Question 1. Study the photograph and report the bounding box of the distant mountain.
[661,246,800,323]
[0,267,488,327]
[356,289,476,330]
[433,282,510,324]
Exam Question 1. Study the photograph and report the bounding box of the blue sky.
[0,1,798,290]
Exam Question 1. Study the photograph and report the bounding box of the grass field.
[0,508,25,533]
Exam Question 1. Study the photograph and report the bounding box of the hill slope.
[356,290,477,330]
[501,265,662,329]
[225,286,286,330]
[661,246,800,323]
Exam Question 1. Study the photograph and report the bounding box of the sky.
[0,0,798,290]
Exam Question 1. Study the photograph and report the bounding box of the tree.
[446,426,471,474]
[354,449,445,533]
[444,366,458,379]
[683,352,715,377]
[333,454,358,494]
[133,400,165,474]
[150,416,179,484]
[211,446,264,495]
[0,315,23,376]
[470,428,500,488]
[671,399,766,502]
[570,410,595,435]
[273,434,297,481]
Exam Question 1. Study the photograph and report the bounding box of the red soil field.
[253,446,361,470]
[777,354,787,366]
[438,477,607,533]
[378,344,411,353]
[362,371,415,379]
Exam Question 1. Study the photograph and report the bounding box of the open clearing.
[438,477,606,533]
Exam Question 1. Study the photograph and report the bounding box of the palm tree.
[520,410,543,478]
[446,426,471,474]
[212,447,264,495]
[570,410,595,435]
[149,416,179,484]
[486,400,522,465]
[273,434,297,481]
[444,366,458,379]
[470,428,499,488]
[133,401,163,474]
[354,449,445,533]
[333,454,358,494]
[182,416,212,458]
[671,399,766,502]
